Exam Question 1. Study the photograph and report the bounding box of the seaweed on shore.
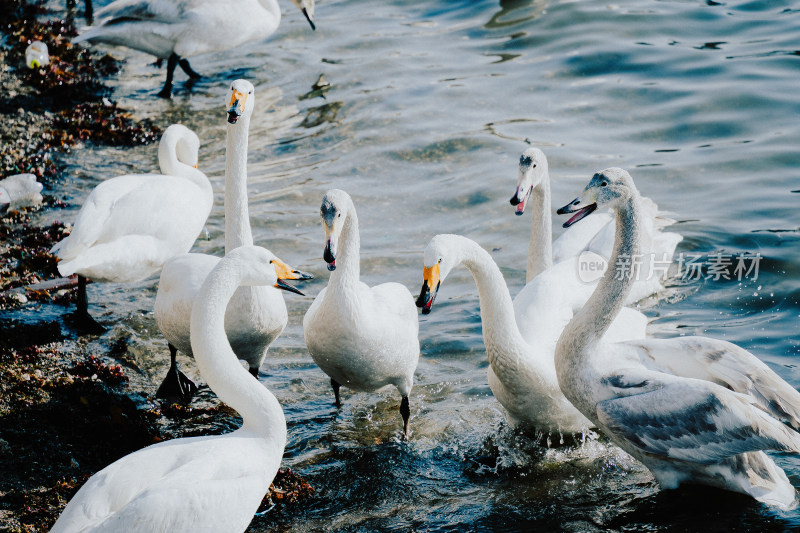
[0,208,71,310]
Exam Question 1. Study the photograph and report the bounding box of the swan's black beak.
[303,8,316,30]
[291,269,314,281]
[274,279,305,296]
[272,258,314,282]
[227,100,242,124]
[557,198,597,228]
[510,185,532,216]
[415,264,441,315]
[227,88,248,124]
[324,239,336,271]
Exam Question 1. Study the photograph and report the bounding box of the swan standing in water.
[50,124,212,332]
[155,80,311,399]
[73,0,316,97]
[303,189,420,437]
[50,246,302,532]
[509,147,682,302]
[416,234,647,434]
[555,168,800,509]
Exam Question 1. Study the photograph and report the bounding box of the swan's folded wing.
[597,372,800,464]
[626,336,800,430]
[53,438,265,533]
[87,475,264,532]
[371,281,419,324]
[94,0,187,25]
[552,211,614,263]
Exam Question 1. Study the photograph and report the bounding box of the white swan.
[303,189,420,437]
[51,246,300,532]
[416,234,647,434]
[50,124,212,330]
[555,167,800,509]
[154,79,311,399]
[72,0,316,98]
[510,147,682,302]
[0,173,43,209]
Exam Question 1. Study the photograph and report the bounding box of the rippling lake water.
[33,0,800,530]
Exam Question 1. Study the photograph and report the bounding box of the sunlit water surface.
[34,0,800,530]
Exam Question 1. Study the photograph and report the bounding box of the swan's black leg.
[178,58,202,79]
[157,53,179,98]
[76,274,88,316]
[331,378,341,408]
[400,396,410,438]
[156,343,198,400]
[84,0,93,24]
[73,275,105,334]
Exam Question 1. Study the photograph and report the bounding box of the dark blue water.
[39,0,800,530]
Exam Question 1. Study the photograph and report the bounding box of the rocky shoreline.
[0,2,312,530]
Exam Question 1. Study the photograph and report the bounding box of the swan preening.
[50,124,212,330]
[155,79,312,399]
[555,167,800,509]
[73,0,316,97]
[51,246,302,532]
[303,189,420,437]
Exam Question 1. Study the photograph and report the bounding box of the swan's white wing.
[514,256,647,347]
[552,211,614,264]
[597,370,800,464]
[52,435,269,533]
[50,174,159,258]
[94,0,188,24]
[370,281,420,329]
[626,336,800,430]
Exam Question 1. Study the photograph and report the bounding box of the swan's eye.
[438,258,442,263]
[337,213,341,218]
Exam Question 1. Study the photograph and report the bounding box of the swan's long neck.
[225,116,254,252]
[330,204,361,292]
[452,237,530,369]
[527,175,553,282]
[191,262,287,440]
[158,130,209,191]
[556,194,642,382]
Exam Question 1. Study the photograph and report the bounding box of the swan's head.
[227,79,255,125]
[319,189,352,271]
[509,147,548,215]
[160,124,200,170]
[557,167,635,228]
[416,234,460,314]
[226,246,305,294]
[290,0,316,30]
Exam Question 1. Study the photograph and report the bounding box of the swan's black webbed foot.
[156,344,198,401]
